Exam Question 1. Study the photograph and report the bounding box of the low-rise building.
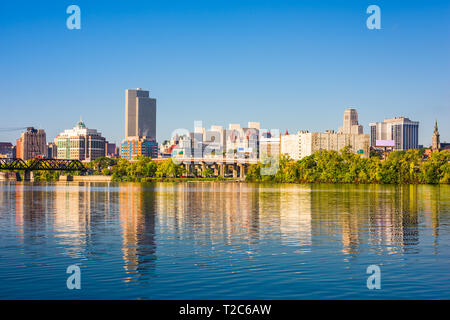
[281,130,370,160]
[259,130,281,159]
[0,142,15,158]
[120,136,158,160]
[105,142,118,158]
[54,120,106,161]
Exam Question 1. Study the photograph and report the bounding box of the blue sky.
[0,0,449,146]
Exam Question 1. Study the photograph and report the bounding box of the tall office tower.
[125,88,157,139]
[369,117,419,150]
[338,108,363,134]
[16,127,47,160]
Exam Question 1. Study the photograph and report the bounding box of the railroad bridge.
[0,158,86,181]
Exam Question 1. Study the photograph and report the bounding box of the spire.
[434,119,439,134]
[77,117,86,129]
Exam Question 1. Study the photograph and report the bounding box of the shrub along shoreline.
[32,147,450,184]
[246,147,450,184]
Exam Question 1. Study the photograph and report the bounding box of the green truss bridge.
[0,158,86,180]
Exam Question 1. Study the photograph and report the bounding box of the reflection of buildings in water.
[12,182,119,259]
[15,183,51,245]
[307,185,420,257]
[156,182,261,252]
[119,184,156,282]
[277,185,312,248]
[368,185,419,254]
[53,182,118,258]
[308,185,363,256]
[421,185,448,249]
[156,182,313,254]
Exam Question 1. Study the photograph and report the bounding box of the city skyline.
[0,1,448,146]
[0,93,443,149]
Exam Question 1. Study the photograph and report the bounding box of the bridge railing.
[167,157,259,165]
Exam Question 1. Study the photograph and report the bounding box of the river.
[0,181,449,299]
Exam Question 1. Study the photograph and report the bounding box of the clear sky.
[0,0,449,146]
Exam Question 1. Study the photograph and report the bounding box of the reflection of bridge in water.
[0,158,86,181]
[154,157,259,178]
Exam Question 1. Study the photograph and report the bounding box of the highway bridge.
[156,157,260,178]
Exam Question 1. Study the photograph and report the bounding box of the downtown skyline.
[0,0,449,146]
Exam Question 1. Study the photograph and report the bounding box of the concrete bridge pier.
[23,170,34,182]
[232,164,238,178]
[239,164,246,179]
[194,164,201,177]
[201,162,206,177]
[184,163,191,176]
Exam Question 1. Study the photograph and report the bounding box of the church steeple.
[432,120,440,151]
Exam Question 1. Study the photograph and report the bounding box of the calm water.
[0,181,449,299]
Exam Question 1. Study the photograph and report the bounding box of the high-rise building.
[125,88,157,139]
[54,120,106,161]
[338,108,363,134]
[369,117,419,150]
[16,127,47,160]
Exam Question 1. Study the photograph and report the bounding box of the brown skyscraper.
[125,88,157,140]
[16,127,47,160]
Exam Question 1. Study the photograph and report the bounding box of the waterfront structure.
[16,127,47,160]
[0,142,15,158]
[259,130,281,159]
[54,120,106,161]
[125,88,157,140]
[120,136,158,160]
[281,130,370,160]
[338,108,363,134]
[369,117,419,150]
